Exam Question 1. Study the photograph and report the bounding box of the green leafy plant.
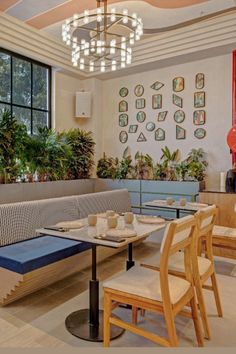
[64,129,95,179]
[0,110,28,183]
[134,152,154,180]
[97,153,119,179]
[184,148,208,181]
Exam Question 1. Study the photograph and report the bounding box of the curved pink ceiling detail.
[0,0,21,12]
[26,0,210,29]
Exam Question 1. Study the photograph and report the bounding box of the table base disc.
[65,309,125,342]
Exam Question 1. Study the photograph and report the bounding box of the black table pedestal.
[65,245,124,342]
[65,309,124,342]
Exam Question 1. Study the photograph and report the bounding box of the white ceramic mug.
[106,210,115,217]
[124,212,134,224]
[88,214,97,226]
[179,198,187,206]
[166,197,175,205]
[107,216,118,229]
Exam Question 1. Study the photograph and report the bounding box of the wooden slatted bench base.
[212,226,236,260]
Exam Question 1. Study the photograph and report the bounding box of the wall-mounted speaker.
[75,91,92,118]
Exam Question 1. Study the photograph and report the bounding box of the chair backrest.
[194,205,217,261]
[159,215,197,304]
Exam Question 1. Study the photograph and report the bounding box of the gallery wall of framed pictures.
[118,74,207,144]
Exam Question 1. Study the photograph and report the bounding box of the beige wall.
[101,54,232,189]
[54,72,103,169]
[54,54,233,189]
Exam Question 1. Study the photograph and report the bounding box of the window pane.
[33,64,49,110]
[0,52,11,103]
[13,106,31,134]
[33,110,48,134]
[0,103,11,118]
[12,57,31,107]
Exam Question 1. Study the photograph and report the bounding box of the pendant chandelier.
[62,0,143,72]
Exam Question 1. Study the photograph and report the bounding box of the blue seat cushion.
[0,236,91,274]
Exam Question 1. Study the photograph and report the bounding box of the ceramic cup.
[124,212,134,224]
[106,210,115,217]
[166,197,175,205]
[179,198,187,206]
[88,214,97,226]
[107,216,118,229]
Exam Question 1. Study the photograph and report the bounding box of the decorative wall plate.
[119,113,128,127]
[173,94,183,108]
[137,132,147,142]
[193,110,206,125]
[195,73,205,89]
[146,122,156,132]
[136,98,145,109]
[194,91,205,108]
[155,128,165,141]
[157,111,168,122]
[152,94,162,109]
[119,87,129,97]
[176,125,186,139]
[136,111,146,123]
[119,131,128,143]
[174,110,185,124]
[119,100,128,112]
[134,84,144,97]
[129,125,138,133]
[173,77,184,92]
[194,128,206,139]
[150,81,164,91]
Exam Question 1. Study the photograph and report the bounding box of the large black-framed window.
[0,48,51,134]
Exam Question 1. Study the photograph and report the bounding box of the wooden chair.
[103,215,204,347]
[141,205,223,340]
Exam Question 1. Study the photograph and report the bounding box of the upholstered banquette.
[0,189,131,305]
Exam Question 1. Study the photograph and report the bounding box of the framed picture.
[173,94,183,108]
[119,131,128,143]
[136,99,145,109]
[137,132,147,142]
[119,113,128,127]
[194,128,206,139]
[194,91,205,108]
[146,122,156,132]
[150,81,164,91]
[193,110,206,125]
[173,77,184,92]
[157,111,168,122]
[129,125,138,133]
[155,128,165,141]
[119,87,129,98]
[136,111,146,123]
[195,73,205,89]
[176,125,186,140]
[134,84,144,97]
[119,100,128,112]
[174,110,185,124]
[152,94,162,109]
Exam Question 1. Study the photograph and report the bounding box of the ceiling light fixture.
[62,0,143,73]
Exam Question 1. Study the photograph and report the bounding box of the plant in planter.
[134,152,154,180]
[64,129,95,179]
[97,153,119,179]
[0,110,28,183]
[184,148,208,181]
[176,161,189,181]
[160,146,180,181]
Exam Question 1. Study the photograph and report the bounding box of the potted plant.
[134,152,154,180]
[97,153,119,179]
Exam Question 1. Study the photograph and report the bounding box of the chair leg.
[132,307,138,325]
[103,290,112,347]
[190,295,204,347]
[164,307,178,347]
[211,272,223,317]
[195,283,211,340]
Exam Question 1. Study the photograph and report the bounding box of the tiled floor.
[0,236,235,348]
